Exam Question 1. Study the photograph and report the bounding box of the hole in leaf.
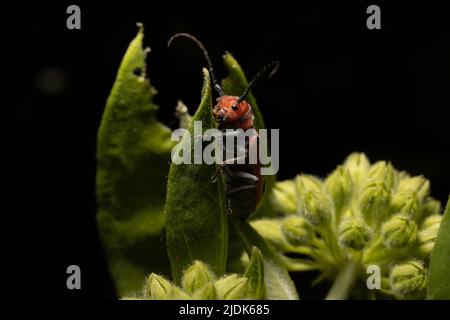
[133,67,143,76]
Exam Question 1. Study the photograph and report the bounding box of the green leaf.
[428,195,450,299]
[232,217,299,300]
[244,246,266,299]
[165,69,228,284]
[96,25,175,295]
[221,53,277,219]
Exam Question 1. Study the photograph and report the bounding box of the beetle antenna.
[236,61,279,104]
[168,33,224,96]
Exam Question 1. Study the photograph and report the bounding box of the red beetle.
[169,33,278,220]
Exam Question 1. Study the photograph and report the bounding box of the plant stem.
[325,261,358,300]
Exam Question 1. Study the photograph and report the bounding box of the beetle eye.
[231,104,238,110]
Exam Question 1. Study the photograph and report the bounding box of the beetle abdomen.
[220,128,263,220]
[223,163,259,220]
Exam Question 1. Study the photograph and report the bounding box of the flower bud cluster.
[130,261,252,300]
[253,153,443,299]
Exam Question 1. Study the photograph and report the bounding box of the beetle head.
[213,96,251,124]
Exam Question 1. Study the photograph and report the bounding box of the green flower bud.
[192,283,217,300]
[422,198,441,215]
[325,166,353,210]
[146,273,176,300]
[391,192,421,216]
[302,190,333,226]
[416,197,441,223]
[338,217,371,250]
[171,286,192,300]
[343,152,370,186]
[391,176,430,216]
[295,174,323,194]
[182,261,216,294]
[359,181,391,223]
[250,219,286,250]
[418,214,442,257]
[421,213,442,229]
[215,274,248,300]
[368,161,397,191]
[381,213,418,248]
[281,215,312,246]
[270,180,297,214]
[397,176,430,199]
[295,175,332,226]
[390,261,427,299]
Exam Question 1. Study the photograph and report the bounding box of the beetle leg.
[211,165,222,183]
[210,155,248,183]
[221,155,247,165]
[226,198,233,215]
[231,171,259,184]
[227,184,256,196]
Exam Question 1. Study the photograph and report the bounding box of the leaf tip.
[223,52,238,68]
[250,246,263,259]
[136,22,144,33]
[202,67,211,79]
[201,68,211,97]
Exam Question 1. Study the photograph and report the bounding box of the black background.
[5,1,450,299]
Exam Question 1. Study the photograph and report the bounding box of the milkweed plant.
[96,24,450,300]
